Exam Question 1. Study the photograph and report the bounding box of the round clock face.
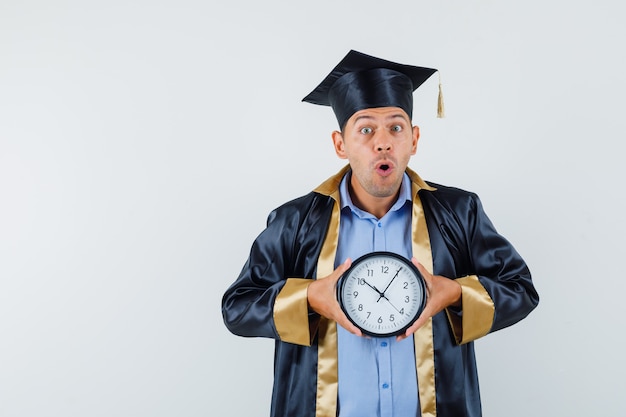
[336,251,427,337]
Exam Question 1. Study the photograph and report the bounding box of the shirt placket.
[372,219,394,417]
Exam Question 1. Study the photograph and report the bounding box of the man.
[222,50,539,417]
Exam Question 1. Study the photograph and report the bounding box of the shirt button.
[377,222,382,228]
[380,342,388,347]
[382,383,390,389]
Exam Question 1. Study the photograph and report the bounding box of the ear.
[332,130,348,159]
[411,125,420,155]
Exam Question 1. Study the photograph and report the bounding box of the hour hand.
[361,278,384,297]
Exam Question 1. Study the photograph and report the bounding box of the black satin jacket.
[222,169,539,417]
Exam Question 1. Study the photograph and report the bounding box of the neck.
[348,182,400,219]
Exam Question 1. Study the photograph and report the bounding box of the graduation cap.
[302,50,443,128]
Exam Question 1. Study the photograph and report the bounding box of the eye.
[360,127,373,134]
[391,125,403,132]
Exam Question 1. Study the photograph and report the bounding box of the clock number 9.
[353,291,359,298]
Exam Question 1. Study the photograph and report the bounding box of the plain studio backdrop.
[1,1,624,416]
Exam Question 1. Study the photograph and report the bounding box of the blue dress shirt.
[335,171,419,417]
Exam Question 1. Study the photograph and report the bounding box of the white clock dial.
[337,252,427,337]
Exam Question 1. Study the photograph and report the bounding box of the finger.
[396,309,430,341]
[340,319,363,337]
[412,258,432,280]
[332,261,362,337]
[333,303,363,337]
[328,259,352,298]
[336,258,352,276]
[412,260,434,299]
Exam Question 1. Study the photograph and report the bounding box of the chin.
[371,185,400,198]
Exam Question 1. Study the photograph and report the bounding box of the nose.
[375,132,392,152]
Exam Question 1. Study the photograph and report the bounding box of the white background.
[1,1,624,416]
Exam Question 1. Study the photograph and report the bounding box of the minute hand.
[378,267,402,301]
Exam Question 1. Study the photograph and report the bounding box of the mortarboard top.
[302,50,440,128]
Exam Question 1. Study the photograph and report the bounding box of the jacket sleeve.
[221,196,326,346]
[437,191,540,344]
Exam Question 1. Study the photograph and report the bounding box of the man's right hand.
[307,258,363,337]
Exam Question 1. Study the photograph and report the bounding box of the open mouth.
[375,161,394,176]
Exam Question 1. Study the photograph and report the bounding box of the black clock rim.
[336,251,427,338]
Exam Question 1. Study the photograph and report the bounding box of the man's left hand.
[396,257,462,341]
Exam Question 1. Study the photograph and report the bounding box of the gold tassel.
[437,72,445,118]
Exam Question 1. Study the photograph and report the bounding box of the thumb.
[334,258,352,280]
[412,258,431,281]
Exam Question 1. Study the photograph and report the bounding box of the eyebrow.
[354,113,409,123]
